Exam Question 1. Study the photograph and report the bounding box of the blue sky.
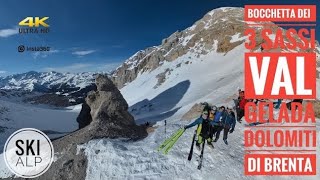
[0,0,319,76]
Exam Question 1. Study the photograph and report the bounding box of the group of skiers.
[157,88,304,169]
[182,88,304,149]
[183,89,248,148]
[184,104,237,148]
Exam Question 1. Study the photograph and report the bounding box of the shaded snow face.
[120,43,246,124]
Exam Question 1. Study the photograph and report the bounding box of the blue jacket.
[185,117,202,129]
[221,112,236,129]
[213,111,227,123]
[213,111,222,123]
[185,117,215,129]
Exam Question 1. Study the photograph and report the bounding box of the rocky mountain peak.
[37,75,147,179]
[111,7,249,89]
[112,7,320,89]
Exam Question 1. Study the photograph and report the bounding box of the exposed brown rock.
[154,68,172,89]
[304,100,320,119]
[31,75,147,180]
[181,103,204,121]
[111,8,320,89]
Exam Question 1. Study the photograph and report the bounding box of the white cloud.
[32,49,60,59]
[0,70,7,74]
[0,27,18,38]
[43,63,92,72]
[72,50,96,56]
[96,63,121,72]
[42,62,120,73]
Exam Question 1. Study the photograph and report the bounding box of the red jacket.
[239,98,248,110]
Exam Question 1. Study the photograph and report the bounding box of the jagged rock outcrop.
[154,68,172,89]
[111,8,248,88]
[79,75,146,139]
[31,75,147,180]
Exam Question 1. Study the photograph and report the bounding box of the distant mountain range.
[0,71,99,106]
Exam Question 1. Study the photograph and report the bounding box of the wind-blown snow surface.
[80,120,320,180]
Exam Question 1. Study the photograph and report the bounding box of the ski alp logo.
[3,128,54,178]
[243,5,317,176]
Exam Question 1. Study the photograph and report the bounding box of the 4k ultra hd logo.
[3,128,54,178]
[19,17,50,34]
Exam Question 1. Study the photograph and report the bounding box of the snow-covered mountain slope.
[0,100,80,151]
[114,7,319,124]
[112,7,320,90]
[112,7,247,89]
[123,45,244,124]
[78,118,320,180]
[111,42,319,179]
